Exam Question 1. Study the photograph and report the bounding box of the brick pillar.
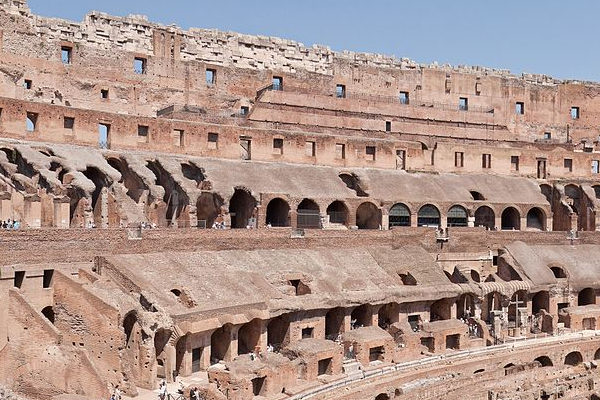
[290,210,298,229]
[23,194,41,228]
[411,212,417,227]
[53,197,70,229]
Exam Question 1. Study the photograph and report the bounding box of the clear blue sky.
[27,0,600,82]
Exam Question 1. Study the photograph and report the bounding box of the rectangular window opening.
[336,84,346,98]
[206,68,216,85]
[134,57,147,74]
[24,79,32,90]
[454,152,464,168]
[26,112,38,132]
[482,153,491,169]
[305,141,316,157]
[98,123,110,149]
[63,117,75,130]
[369,346,384,363]
[399,91,409,104]
[366,146,376,161]
[459,97,468,111]
[301,327,314,339]
[396,149,406,170]
[571,106,580,120]
[515,102,524,115]
[240,137,251,160]
[272,76,283,91]
[336,143,346,160]
[543,132,551,140]
[510,156,519,171]
[174,129,184,147]
[240,106,249,116]
[43,269,54,289]
[385,121,392,132]
[100,89,109,99]
[273,138,284,155]
[592,160,599,174]
[208,132,218,150]
[14,271,25,288]
[61,46,72,64]
[318,358,333,376]
[137,125,149,137]
[564,158,573,172]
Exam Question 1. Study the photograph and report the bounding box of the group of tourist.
[157,380,204,400]
[0,219,20,230]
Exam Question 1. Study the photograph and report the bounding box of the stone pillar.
[467,216,475,228]
[440,213,448,229]
[258,320,268,353]
[53,197,70,229]
[380,209,389,230]
[347,205,357,228]
[228,326,240,361]
[520,216,527,231]
[164,343,176,383]
[0,193,11,221]
[23,194,41,228]
[450,301,458,320]
[290,210,298,229]
[343,309,353,332]
[188,205,197,229]
[411,212,417,227]
[495,215,502,231]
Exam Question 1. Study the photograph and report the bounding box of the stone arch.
[540,184,553,203]
[351,304,372,329]
[501,207,520,230]
[238,319,262,355]
[550,265,567,279]
[375,394,390,400]
[526,207,545,230]
[430,298,452,321]
[196,192,223,227]
[474,205,495,230]
[447,205,468,227]
[122,311,140,347]
[417,204,440,227]
[378,303,399,329]
[389,203,411,227]
[356,202,381,229]
[106,156,148,203]
[565,184,581,213]
[297,198,320,229]
[564,351,583,366]
[325,307,346,338]
[594,348,600,360]
[41,306,55,324]
[326,200,349,225]
[265,197,290,227]
[532,291,549,314]
[534,355,553,367]
[578,288,596,306]
[456,293,476,319]
[154,328,171,378]
[229,188,257,229]
[267,315,290,349]
[211,324,233,363]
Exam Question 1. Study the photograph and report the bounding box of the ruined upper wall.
[0,0,585,85]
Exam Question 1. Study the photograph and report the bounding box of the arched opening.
[534,356,553,367]
[106,157,148,203]
[147,160,189,226]
[175,335,186,376]
[501,207,521,230]
[565,184,580,213]
[297,198,320,229]
[325,307,345,339]
[211,324,232,363]
[154,328,172,378]
[196,192,223,227]
[456,294,475,319]
[375,394,390,400]
[470,191,486,201]
[485,292,503,322]
[389,203,411,227]
[447,205,468,227]
[267,315,290,350]
[503,363,515,369]
[123,311,138,346]
[339,173,368,197]
[417,204,440,227]
[378,303,398,329]
[351,304,372,329]
[82,166,112,214]
[594,348,600,360]
[238,319,262,355]
[470,270,481,282]
[532,291,550,314]
[550,266,567,279]
[594,185,600,200]
[229,189,257,229]
[265,198,290,227]
[356,202,381,229]
[578,288,596,306]
[41,306,55,324]
[430,298,452,321]
[326,201,349,225]
[508,290,527,323]
[474,206,495,230]
[564,351,583,366]
[526,207,545,230]
[398,272,417,285]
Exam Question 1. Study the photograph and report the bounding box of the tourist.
[191,387,201,400]
[158,380,167,400]
[113,386,121,400]
[13,220,20,230]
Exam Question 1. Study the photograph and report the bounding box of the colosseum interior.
[2,1,600,399]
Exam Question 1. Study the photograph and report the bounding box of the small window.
[206,68,216,85]
[43,269,54,289]
[564,158,573,172]
[399,91,409,104]
[272,138,283,155]
[173,129,184,147]
[510,156,519,171]
[543,132,551,140]
[273,76,283,91]
[592,160,599,174]
[24,79,32,90]
[98,123,110,149]
[301,327,314,339]
[336,143,346,160]
[208,132,218,149]
[14,271,25,288]
[100,89,109,99]
[137,125,149,137]
[336,84,346,98]
[454,152,464,167]
[366,146,376,161]
[240,106,249,116]
[571,106,580,120]
[305,141,316,157]
[385,121,392,132]
[515,102,524,115]
[63,117,75,130]
[134,57,147,74]
[459,97,468,111]
[26,112,38,132]
[61,46,72,64]
[482,153,491,169]
[475,81,482,95]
